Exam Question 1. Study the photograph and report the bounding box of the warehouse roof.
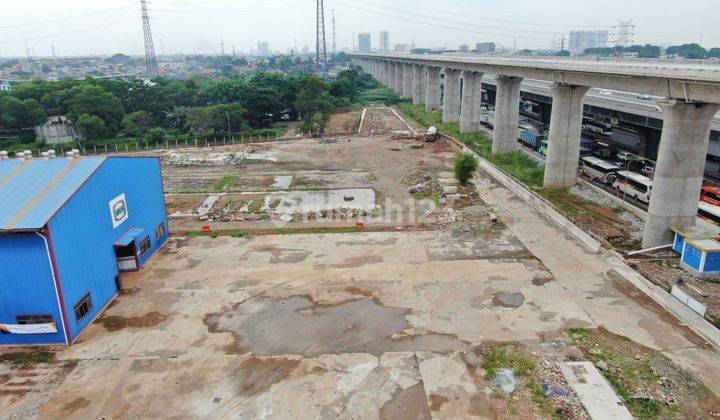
[0,156,106,231]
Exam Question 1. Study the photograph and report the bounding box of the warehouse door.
[115,243,138,272]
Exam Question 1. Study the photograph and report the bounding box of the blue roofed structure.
[0,155,169,346]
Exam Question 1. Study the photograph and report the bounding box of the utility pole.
[51,45,56,59]
[140,0,159,77]
[560,35,566,51]
[226,110,230,139]
[333,9,338,56]
[316,0,328,78]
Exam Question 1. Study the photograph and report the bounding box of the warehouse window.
[139,236,152,256]
[16,314,54,325]
[155,222,166,240]
[74,293,93,322]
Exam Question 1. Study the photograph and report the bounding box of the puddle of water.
[271,175,294,189]
[263,188,376,215]
[204,296,468,356]
[493,292,525,308]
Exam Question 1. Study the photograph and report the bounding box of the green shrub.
[454,152,478,186]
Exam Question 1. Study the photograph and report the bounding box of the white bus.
[698,201,720,225]
[580,156,620,184]
[613,171,653,203]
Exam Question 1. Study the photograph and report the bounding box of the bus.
[580,157,620,184]
[698,201,720,225]
[613,171,653,204]
[701,186,720,206]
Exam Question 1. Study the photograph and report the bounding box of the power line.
[331,0,550,42]
[150,1,307,22]
[0,4,135,30]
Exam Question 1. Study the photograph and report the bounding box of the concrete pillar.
[442,68,461,123]
[425,66,441,112]
[492,76,524,153]
[459,71,483,133]
[642,101,720,248]
[543,84,590,188]
[402,64,414,99]
[395,63,404,93]
[388,63,397,92]
[412,65,424,105]
[382,61,390,85]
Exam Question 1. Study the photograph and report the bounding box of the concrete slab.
[557,361,632,420]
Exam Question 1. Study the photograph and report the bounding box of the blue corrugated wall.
[48,157,169,341]
[0,235,66,345]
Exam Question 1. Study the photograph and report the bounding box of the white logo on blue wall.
[109,193,129,228]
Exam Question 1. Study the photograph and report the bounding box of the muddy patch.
[204,296,468,356]
[492,292,525,308]
[96,311,168,332]
[61,397,91,416]
[249,244,311,264]
[234,357,300,399]
[428,394,450,411]
[379,382,432,420]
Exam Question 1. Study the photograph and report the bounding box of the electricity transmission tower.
[613,19,635,48]
[316,0,328,78]
[140,0,159,77]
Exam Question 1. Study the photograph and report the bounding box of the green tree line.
[584,43,720,59]
[0,66,379,144]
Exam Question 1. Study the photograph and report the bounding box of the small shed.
[0,155,169,346]
[670,225,719,254]
[680,239,720,277]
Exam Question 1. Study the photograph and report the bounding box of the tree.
[0,97,46,129]
[709,48,720,58]
[454,152,478,186]
[145,127,166,143]
[666,43,707,59]
[294,75,335,120]
[556,50,571,57]
[164,106,190,131]
[67,85,125,129]
[121,111,155,137]
[76,114,109,141]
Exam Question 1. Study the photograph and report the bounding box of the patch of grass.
[566,327,591,337]
[357,87,402,104]
[483,345,536,380]
[184,229,247,238]
[268,198,281,210]
[214,175,237,191]
[395,104,545,187]
[247,199,264,213]
[12,353,52,365]
[364,173,377,183]
[410,192,442,206]
[269,226,363,235]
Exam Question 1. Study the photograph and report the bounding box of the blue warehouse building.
[0,155,169,346]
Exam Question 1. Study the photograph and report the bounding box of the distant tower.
[140,0,159,77]
[220,38,225,56]
[332,9,337,56]
[51,45,56,59]
[613,19,635,48]
[160,38,165,56]
[316,0,328,77]
[24,41,30,58]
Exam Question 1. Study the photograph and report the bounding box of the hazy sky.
[1,0,718,57]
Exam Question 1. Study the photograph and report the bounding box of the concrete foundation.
[543,84,590,188]
[425,67,442,112]
[402,64,414,99]
[442,68,461,123]
[642,101,720,248]
[459,71,483,133]
[412,65,424,105]
[492,76,524,154]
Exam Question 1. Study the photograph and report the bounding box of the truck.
[518,127,547,151]
[425,126,438,142]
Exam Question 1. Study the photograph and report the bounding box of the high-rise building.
[475,42,496,54]
[568,30,609,52]
[358,33,371,52]
[393,44,412,53]
[257,41,270,57]
[379,31,390,52]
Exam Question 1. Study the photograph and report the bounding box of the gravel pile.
[569,185,619,208]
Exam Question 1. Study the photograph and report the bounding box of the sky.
[0,0,718,57]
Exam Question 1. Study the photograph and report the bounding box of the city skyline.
[0,0,718,57]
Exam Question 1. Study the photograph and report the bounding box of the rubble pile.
[401,169,443,196]
[161,145,277,166]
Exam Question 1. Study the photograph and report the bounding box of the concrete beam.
[425,66,442,112]
[642,101,720,248]
[543,84,590,188]
[460,71,483,133]
[442,68,461,123]
[412,65,424,105]
[492,76,524,154]
[402,64,414,99]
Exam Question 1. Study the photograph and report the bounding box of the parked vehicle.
[583,123,612,136]
[613,171,653,203]
[637,93,652,100]
[538,140,548,156]
[698,201,720,225]
[580,156,620,184]
[425,126,438,142]
[616,151,635,162]
[518,127,547,150]
[701,186,720,206]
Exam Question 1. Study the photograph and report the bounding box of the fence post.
[136,143,139,151]
[104,145,108,152]
[165,140,169,149]
[93,145,97,154]
[114,144,118,153]
[125,144,129,152]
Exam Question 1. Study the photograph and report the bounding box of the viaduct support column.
[492,76,524,154]
[543,84,590,188]
[425,66,442,112]
[412,65,424,105]
[642,101,720,248]
[402,64,413,99]
[395,63,404,94]
[388,63,397,92]
[442,68,461,123]
[382,61,390,86]
[459,71,483,133]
